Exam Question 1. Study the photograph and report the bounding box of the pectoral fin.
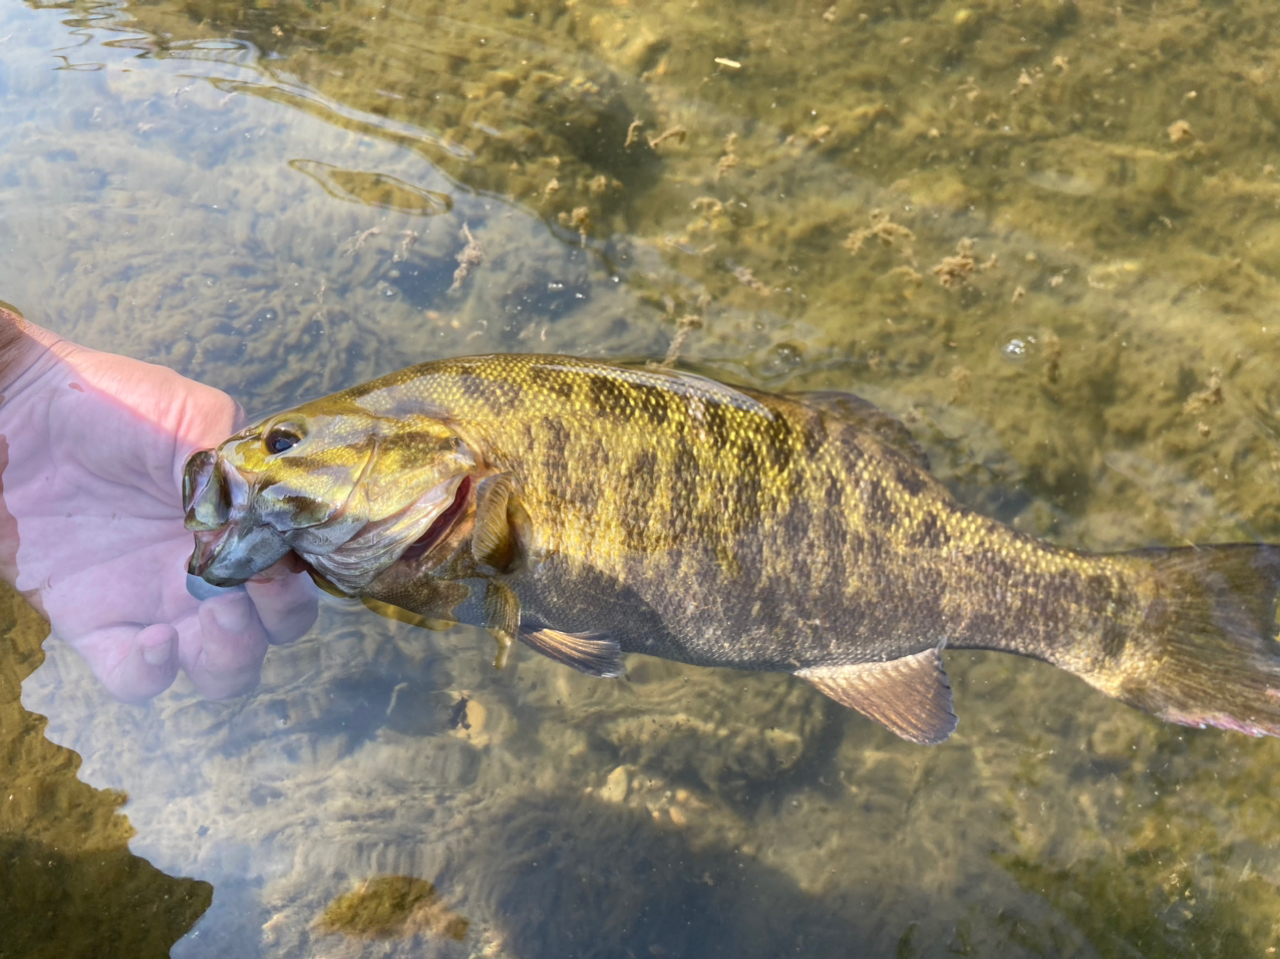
[483,580,520,670]
[472,474,532,574]
[518,627,625,679]
[796,648,957,744]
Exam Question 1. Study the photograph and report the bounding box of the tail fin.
[1104,545,1280,737]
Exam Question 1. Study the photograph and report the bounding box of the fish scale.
[185,354,1280,745]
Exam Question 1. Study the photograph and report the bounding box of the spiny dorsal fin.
[796,648,956,744]
[519,627,625,679]
[791,390,930,470]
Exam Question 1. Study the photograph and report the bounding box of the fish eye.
[264,424,303,455]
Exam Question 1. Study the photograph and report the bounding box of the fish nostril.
[182,450,232,531]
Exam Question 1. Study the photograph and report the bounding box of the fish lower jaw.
[188,520,294,587]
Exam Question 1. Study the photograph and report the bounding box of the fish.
[182,353,1280,744]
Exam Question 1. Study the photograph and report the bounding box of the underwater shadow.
[471,789,894,958]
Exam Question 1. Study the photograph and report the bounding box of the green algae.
[0,582,211,958]
[83,0,1280,553]
[317,875,469,940]
[5,0,1280,955]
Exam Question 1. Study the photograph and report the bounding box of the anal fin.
[796,648,957,744]
[519,627,625,679]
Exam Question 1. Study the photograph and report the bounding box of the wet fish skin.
[184,354,1280,744]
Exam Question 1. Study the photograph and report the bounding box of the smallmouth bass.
[183,354,1280,744]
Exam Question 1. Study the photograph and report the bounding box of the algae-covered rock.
[0,582,211,959]
[317,874,468,940]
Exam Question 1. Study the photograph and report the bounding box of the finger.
[229,399,248,433]
[181,590,269,699]
[72,623,180,703]
[245,563,319,646]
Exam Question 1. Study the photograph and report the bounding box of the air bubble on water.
[1001,334,1035,361]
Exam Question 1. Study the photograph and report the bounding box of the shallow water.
[4,0,1280,955]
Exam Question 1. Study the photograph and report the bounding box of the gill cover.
[294,414,479,592]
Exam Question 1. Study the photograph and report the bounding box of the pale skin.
[0,307,317,701]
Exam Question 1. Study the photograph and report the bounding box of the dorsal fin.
[796,648,956,744]
[790,390,930,469]
[519,627,625,678]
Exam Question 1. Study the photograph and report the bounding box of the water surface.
[4,0,1280,956]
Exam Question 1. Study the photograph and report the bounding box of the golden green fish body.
[186,354,1280,744]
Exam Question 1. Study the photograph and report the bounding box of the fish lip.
[187,483,294,587]
[183,448,231,532]
[188,523,233,575]
[188,520,293,587]
[183,448,288,585]
[188,523,252,587]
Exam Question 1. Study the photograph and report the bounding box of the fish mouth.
[188,520,293,587]
[183,448,295,586]
[188,523,234,578]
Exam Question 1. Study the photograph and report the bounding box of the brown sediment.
[449,224,483,293]
[340,226,380,256]
[1183,368,1224,416]
[930,238,977,288]
[844,210,915,257]
[317,875,468,940]
[715,132,738,181]
[661,314,703,367]
[732,265,771,295]
[647,124,687,150]
[1042,331,1062,385]
[624,117,643,148]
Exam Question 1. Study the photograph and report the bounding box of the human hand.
[0,307,317,701]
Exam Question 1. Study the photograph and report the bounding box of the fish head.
[183,399,479,592]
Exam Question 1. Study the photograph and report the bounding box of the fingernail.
[142,640,172,666]
[211,596,252,632]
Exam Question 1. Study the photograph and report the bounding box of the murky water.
[4,0,1280,955]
